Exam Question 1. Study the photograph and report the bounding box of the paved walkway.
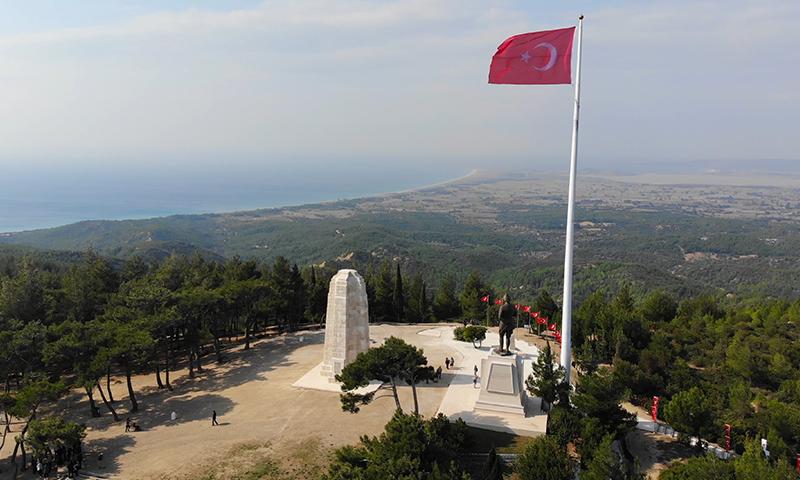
[626,404,735,460]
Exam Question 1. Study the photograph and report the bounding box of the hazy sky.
[0,0,797,172]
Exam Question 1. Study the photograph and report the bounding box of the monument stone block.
[320,269,369,382]
[475,350,526,415]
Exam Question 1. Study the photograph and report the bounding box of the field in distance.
[3,170,800,300]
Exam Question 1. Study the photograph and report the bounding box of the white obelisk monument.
[320,269,370,382]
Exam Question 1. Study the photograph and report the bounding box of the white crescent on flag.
[533,42,557,71]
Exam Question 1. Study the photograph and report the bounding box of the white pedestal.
[475,350,526,416]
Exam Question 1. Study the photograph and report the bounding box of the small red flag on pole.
[724,424,732,451]
[494,299,504,305]
[523,305,531,313]
[651,396,660,422]
[480,295,490,303]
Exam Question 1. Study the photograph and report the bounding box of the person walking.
[435,366,442,381]
[445,358,450,370]
[212,409,220,426]
[125,417,131,433]
[450,357,455,369]
[473,374,479,388]
[473,365,478,376]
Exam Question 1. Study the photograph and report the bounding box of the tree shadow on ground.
[136,393,235,430]
[46,330,320,435]
[626,429,696,474]
[463,426,535,454]
[80,433,136,476]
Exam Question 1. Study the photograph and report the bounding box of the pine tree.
[364,264,376,322]
[393,263,406,323]
[420,281,430,322]
[582,434,626,480]
[432,274,460,321]
[288,264,306,330]
[525,342,566,411]
[459,271,487,322]
[270,256,293,329]
[372,260,394,322]
[533,289,558,319]
[305,266,327,322]
[515,436,572,480]
[480,447,504,480]
[407,273,430,323]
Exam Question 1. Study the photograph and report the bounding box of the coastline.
[391,169,480,194]
[0,169,479,234]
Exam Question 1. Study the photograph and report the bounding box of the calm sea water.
[0,163,466,233]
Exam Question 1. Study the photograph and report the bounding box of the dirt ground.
[626,428,695,479]
[0,324,467,479]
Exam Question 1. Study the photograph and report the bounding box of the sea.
[0,162,468,233]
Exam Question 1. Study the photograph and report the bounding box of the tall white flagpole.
[560,15,584,384]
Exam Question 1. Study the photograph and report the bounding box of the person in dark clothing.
[125,417,131,432]
[445,358,450,369]
[212,410,220,426]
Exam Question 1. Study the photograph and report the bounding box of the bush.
[453,325,487,348]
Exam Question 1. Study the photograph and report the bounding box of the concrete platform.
[425,326,548,437]
[292,362,382,394]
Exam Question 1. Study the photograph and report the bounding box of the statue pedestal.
[475,350,526,416]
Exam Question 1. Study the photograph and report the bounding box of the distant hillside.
[4,174,800,300]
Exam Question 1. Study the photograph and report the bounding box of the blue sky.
[0,0,797,172]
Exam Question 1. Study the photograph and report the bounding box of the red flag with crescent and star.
[488,26,576,85]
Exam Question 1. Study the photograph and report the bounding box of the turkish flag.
[651,396,660,421]
[488,27,575,85]
[480,295,490,303]
[523,305,531,313]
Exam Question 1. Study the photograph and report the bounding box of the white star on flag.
[520,51,531,63]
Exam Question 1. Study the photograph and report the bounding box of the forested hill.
[3,172,800,300]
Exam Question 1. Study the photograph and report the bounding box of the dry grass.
[159,437,332,480]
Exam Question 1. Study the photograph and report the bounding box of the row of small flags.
[479,295,560,343]
[652,396,800,471]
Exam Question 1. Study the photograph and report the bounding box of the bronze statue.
[497,293,516,354]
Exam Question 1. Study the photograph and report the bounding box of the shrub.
[453,325,487,348]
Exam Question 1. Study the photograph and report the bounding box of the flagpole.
[560,15,584,384]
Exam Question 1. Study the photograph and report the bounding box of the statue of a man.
[497,293,516,354]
